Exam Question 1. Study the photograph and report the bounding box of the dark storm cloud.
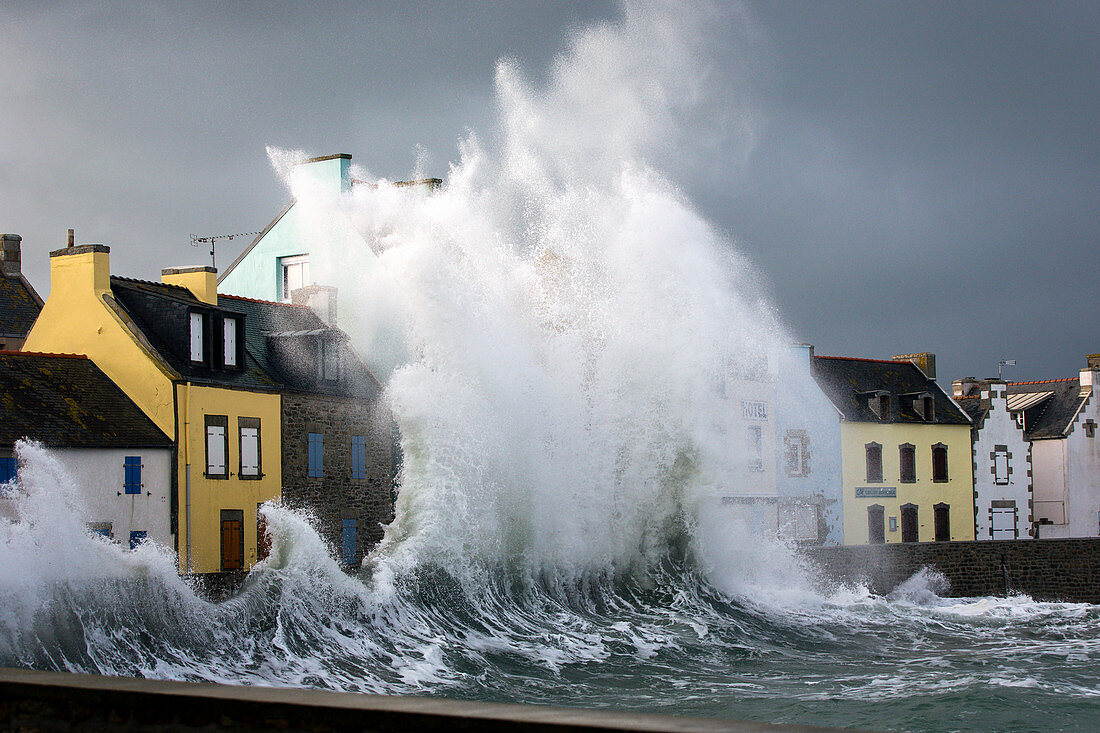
[1,1,1096,381]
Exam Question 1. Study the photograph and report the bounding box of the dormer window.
[223,317,238,368]
[190,312,204,363]
[908,392,935,421]
[865,391,890,420]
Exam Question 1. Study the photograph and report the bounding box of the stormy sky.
[2,1,1097,383]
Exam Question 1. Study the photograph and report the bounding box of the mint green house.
[219,153,439,380]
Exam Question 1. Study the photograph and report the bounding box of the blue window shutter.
[0,457,16,485]
[124,456,142,494]
[308,433,324,478]
[351,436,366,479]
[341,518,357,565]
[129,530,147,549]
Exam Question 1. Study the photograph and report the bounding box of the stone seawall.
[0,668,842,733]
[801,538,1100,603]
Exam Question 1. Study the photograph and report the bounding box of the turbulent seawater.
[1,446,1098,733]
[4,4,1099,732]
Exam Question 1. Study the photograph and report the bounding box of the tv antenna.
[189,230,261,269]
[998,359,1016,380]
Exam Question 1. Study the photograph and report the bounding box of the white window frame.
[190,312,204,363]
[280,254,310,302]
[223,317,238,367]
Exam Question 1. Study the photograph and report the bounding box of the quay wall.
[801,537,1100,603]
[0,668,840,733]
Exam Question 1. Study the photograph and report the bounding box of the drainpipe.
[183,382,193,573]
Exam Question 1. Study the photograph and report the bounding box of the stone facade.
[281,391,393,566]
[802,537,1100,603]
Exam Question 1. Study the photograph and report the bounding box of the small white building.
[954,378,1032,539]
[0,352,174,548]
[954,354,1100,539]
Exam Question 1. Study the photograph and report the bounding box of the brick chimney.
[162,266,218,305]
[893,352,936,380]
[952,377,979,398]
[1,234,22,277]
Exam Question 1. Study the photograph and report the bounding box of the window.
[867,504,885,544]
[0,456,16,485]
[129,530,147,550]
[1085,420,1096,438]
[239,418,261,479]
[865,442,883,483]
[934,503,950,541]
[190,312,205,362]
[932,443,948,482]
[280,255,310,302]
[223,317,238,367]
[868,392,890,419]
[783,430,809,476]
[993,447,1009,485]
[900,504,919,543]
[899,443,916,483]
[205,415,229,478]
[308,432,324,478]
[320,340,340,382]
[341,517,358,565]
[124,456,142,494]
[257,504,270,562]
[88,522,112,538]
[922,396,935,421]
[351,435,367,479]
[747,425,764,472]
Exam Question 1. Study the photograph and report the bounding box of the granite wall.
[801,538,1100,603]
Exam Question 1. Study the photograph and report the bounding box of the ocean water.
[0,448,1098,733]
[3,3,1098,731]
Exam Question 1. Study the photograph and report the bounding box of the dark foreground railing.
[0,668,856,732]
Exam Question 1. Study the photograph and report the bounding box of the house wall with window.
[957,380,1033,540]
[50,447,173,547]
[773,344,843,545]
[175,383,281,573]
[280,392,393,567]
[840,422,974,544]
[23,246,285,575]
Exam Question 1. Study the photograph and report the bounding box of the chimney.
[291,284,338,327]
[893,352,936,380]
[67,228,75,248]
[952,377,979,398]
[1,234,21,276]
[293,153,353,194]
[161,266,218,305]
[1087,353,1100,370]
[48,243,111,296]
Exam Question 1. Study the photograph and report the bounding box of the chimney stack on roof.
[893,352,936,380]
[67,228,75,248]
[1,234,21,277]
[952,376,979,398]
[161,266,218,305]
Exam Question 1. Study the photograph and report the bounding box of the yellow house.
[24,243,282,574]
[810,353,975,544]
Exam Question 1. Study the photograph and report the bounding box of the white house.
[0,352,174,548]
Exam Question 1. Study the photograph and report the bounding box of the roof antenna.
[998,359,1016,380]
[189,230,261,269]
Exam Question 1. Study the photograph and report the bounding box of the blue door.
[341,518,357,566]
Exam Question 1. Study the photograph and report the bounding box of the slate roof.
[1005,378,1088,440]
[0,351,172,448]
[954,395,986,423]
[811,355,970,425]
[109,276,280,391]
[0,272,43,338]
[219,293,379,398]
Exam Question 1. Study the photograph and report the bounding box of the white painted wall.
[51,447,174,548]
[1065,380,1100,537]
[971,381,1032,539]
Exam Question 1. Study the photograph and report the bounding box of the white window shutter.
[240,427,259,476]
[224,319,237,367]
[190,313,204,362]
[207,426,225,474]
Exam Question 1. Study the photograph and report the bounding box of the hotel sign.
[741,400,768,420]
[856,486,897,498]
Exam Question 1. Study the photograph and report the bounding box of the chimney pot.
[67,228,75,248]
